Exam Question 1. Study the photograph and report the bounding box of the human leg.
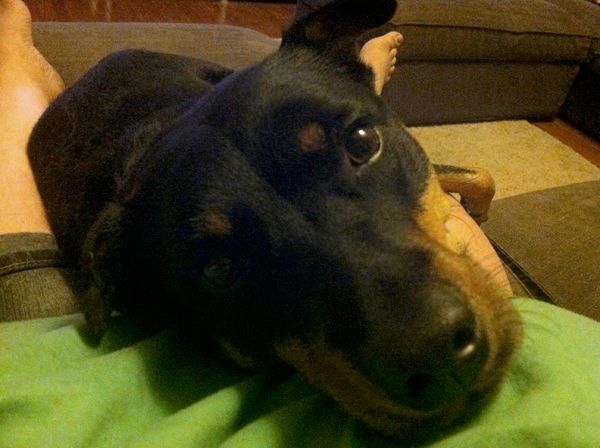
[0,0,64,234]
[0,0,79,320]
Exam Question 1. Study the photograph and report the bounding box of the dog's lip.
[275,335,506,439]
[358,344,489,413]
[273,283,523,440]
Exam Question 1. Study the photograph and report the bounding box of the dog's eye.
[201,256,239,294]
[346,126,382,166]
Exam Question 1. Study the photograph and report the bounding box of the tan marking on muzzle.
[415,171,462,254]
[197,210,232,236]
[276,337,464,439]
[413,170,523,422]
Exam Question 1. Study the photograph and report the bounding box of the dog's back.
[28,50,229,263]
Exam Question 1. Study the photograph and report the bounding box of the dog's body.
[28,0,521,439]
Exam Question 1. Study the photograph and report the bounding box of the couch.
[375,0,600,130]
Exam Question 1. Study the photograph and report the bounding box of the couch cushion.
[383,0,600,63]
[384,61,580,125]
[393,0,600,36]
[32,22,279,87]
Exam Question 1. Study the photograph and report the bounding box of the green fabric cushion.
[1,298,599,447]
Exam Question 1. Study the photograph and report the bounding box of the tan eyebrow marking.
[196,210,232,236]
[298,121,327,153]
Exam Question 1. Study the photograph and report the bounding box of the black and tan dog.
[27,0,521,440]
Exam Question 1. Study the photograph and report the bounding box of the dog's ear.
[80,202,124,334]
[282,0,396,55]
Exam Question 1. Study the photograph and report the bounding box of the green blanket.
[1,298,599,447]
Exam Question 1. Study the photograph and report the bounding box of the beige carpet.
[409,120,599,199]
[410,120,600,320]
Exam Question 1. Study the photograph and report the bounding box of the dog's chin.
[275,324,518,441]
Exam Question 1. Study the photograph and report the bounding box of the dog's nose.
[404,305,488,409]
[360,288,488,410]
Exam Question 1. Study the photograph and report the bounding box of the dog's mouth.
[276,314,517,440]
[273,247,522,440]
[358,322,490,413]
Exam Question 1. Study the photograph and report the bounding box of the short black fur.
[27,0,521,440]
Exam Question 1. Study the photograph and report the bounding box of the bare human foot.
[0,0,65,233]
[359,31,403,95]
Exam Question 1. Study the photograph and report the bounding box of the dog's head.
[85,0,522,440]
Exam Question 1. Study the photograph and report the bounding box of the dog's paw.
[82,281,112,334]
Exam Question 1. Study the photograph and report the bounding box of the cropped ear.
[282,0,397,54]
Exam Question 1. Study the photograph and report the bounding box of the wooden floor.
[24,0,600,167]
[533,118,600,169]
[25,0,296,37]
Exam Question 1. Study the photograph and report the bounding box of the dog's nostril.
[449,315,489,390]
[453,325,478,359]
[405,372,434,398]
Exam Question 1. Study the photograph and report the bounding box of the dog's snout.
[399,319,488,411]
[361,286,489,411]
